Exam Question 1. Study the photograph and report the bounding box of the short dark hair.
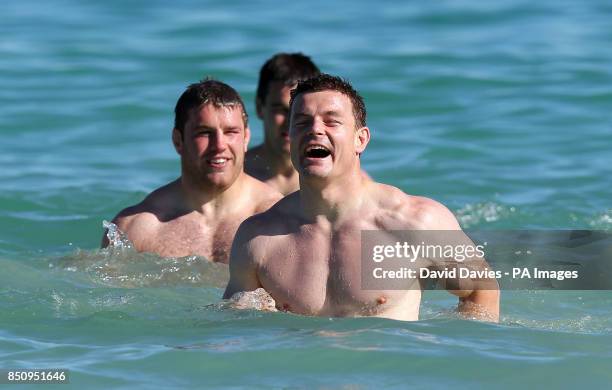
[256,53,320,103]
[290,74,366,128]
[174,78,248,133]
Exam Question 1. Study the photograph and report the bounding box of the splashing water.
[103,219,134,250]
[225,288,278,312]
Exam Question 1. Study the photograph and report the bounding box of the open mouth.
[304,145,331,159]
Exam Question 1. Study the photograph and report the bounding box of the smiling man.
[224,74,499,321]
[102,79,282,262]
[245,53,320,195]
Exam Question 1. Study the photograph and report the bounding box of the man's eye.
[196,131,211,137]
[326,120,341,126]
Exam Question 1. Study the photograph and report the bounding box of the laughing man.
[224,74,499,321]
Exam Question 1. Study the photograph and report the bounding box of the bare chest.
[138,215,241,262]
[258,222,420,318]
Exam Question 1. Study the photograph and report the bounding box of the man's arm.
[418,199,500,322]
[100,207,156,252]
[223,222,262,299]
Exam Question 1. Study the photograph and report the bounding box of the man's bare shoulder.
[103,200,158,248]
[107,181,181,239]
[241,174,283,213]
[370,182,461,230]
[237,192,299,240]
[112,203,158,233]
[229,193,297,269]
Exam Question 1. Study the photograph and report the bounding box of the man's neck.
[299,165,366,223]
[180,173,246,217]
[262,142,294,177]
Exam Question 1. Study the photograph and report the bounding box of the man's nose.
[307,118,326,136]
[211,131,227,151]
[280,115,289,132]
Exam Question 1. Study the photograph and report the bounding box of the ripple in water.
[589,210,612,231]
[50,221,229,288]
[456,201,517,228]
[50,223,296,314]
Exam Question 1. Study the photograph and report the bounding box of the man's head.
[173,79,250,190]
[256,53,320,155]
[288,74,369,180]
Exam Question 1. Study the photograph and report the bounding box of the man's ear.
[355,126,371,154]
[244,126,251,152]
[172,128,183,155]
[255,97,264,119]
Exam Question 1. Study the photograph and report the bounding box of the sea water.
[1,0,611,388]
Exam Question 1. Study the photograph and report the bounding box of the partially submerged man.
[102,79,282,263]
[224,74,500,321]
[245,53,320,195]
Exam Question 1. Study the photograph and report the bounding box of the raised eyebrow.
[224,126,241,132]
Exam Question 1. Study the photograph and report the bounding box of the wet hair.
[290,73,367,128]
[174,78,248,134]
[256,53,320,103]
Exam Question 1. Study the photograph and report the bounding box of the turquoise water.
[1,0,612,388]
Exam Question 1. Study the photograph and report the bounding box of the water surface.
[1,0,611,388]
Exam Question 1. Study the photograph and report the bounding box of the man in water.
[245,53,320,195]
[102,79,282,263]
[224,74,499,321]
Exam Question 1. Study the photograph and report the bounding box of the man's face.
[174,104,250,190]
[289,90,367,179]
[257,81,294,156]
